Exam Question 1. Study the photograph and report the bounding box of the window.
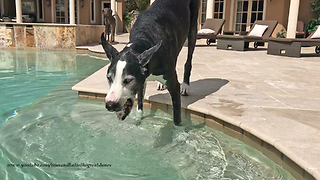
[214,0,224,19]
[56,0,66,23]
[90,0,96,23]
[201,0,224,25]
[235,0,264,32]
[250,0,264,25]
[201,0,207,25]
[22,1,36,14]
[37,0,44,21]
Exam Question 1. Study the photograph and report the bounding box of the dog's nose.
[105,101,119,111]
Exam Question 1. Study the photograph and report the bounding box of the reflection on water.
[0,50,295,180]
[0,49,77,74]
[0,49,107,127]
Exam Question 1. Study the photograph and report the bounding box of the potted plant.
[276,29,286,38]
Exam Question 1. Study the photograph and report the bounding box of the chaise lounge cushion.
[197,29,215,35]
[247,24,268,37]
[311,26,320,39]
[197,18,225,38]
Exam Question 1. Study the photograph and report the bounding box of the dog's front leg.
[136,83,146,120]
[166,74,181,126]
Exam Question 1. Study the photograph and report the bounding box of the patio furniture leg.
[254,42,264,48]
[206,39,216,45]
[244,42,249,49]
[316,46,320,54]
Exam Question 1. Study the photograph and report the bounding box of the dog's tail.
[182,0,200,87]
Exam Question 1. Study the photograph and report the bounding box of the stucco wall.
[265,0,289,29]
[224,0,232,31]
[75,25,105,46]
[298,0,313,25]
[80,0,91,25]
[43,2,52,23]
[266,0,312,29]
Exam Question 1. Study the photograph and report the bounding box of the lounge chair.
[267,27,320,58]
[197,19,225,45]
[217,20,278,51]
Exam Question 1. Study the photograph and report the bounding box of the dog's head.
[103,8,112,16]
[101,33,161,120]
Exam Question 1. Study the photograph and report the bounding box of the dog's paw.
[134,109,143,125]
[135,109,143,120]
[157,82,166,91]
[180,82,190,96]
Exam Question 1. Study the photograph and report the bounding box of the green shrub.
[125,0,149,13]
[307,0,320,32]
[123,0,149,32]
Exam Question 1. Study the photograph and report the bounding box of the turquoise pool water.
[0,50,295,180]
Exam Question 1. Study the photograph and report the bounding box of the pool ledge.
[73,35,320,180]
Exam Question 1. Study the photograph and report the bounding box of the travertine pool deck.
[73,33,320,180]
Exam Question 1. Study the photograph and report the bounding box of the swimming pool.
[0,50,294,179]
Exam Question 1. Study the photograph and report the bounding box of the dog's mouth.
[116,98,133,120]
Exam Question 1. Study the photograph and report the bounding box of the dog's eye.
[123,77,134,85]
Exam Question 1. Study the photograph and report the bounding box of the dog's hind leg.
[181,0,200,96]
[157,82,166,91]
[111,24,115,42]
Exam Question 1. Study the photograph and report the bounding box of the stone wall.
[0,25,13,47]
[33,26,75,49]
[0,23,104,50]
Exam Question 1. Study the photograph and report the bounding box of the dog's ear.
[101,33,119,61]
[138,41,162,67]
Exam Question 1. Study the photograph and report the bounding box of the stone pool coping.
[73,33,320,180]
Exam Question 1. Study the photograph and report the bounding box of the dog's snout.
[105,101,119,111]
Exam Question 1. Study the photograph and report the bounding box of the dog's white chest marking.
[106,61,127,102]
[146,74,166,85]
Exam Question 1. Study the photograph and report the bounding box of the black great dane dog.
[101,0,200,125]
